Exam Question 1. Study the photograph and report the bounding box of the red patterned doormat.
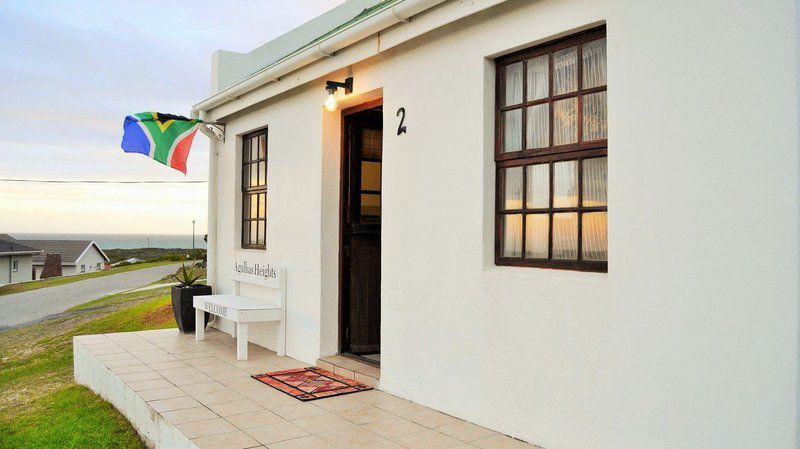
[251,367,372,401]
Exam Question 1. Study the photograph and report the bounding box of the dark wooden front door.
[341,102,382,356]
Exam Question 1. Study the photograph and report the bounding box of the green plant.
[171,263,202,287]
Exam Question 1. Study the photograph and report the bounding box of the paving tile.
[351,441,406,449]
[403,408,460,428]
[362,417,427,439]
[192,430,261,449]
[139,387,186,402]
[292,413,352,434]
[317,425,385,449]
[313,396,370,413]
[245,421,310,445]
[128,379,174,392]
[137,354,178,364]
[336,406,395,425]
[161,406,218,424]
[273,403,328,420]
[117,371,162,382]
[353,391,397,406]
[148,360,189,371]
[110,363,151,374]
[149,396,203,413]
[105,358,144,368]
[207,399,264,417]
[392,430,462,449]
[193,387,246,406]
[436,421,497,442]
[268,435,335,449]
[165,371,214,386]
[181,381,230,395]
[96,352,137,362]
[225,410,285,430]
[176,417,239,438]
[471,434,535,449]
[372,398,421,417]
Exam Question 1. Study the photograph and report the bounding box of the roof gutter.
[191,0,448,119]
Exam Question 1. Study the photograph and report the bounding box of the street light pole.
[192,220,196,254]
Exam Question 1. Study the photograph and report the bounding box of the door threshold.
[317,354,380,388]
[342,352,380,367]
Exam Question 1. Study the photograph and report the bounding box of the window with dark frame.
[495,26,607,272]
[241,129,268,249]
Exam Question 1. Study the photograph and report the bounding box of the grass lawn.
[0,261,175,297]
[0,284,177,449]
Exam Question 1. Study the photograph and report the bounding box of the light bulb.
[324,92,337,112]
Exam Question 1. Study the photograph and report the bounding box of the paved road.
[0,263,182,330]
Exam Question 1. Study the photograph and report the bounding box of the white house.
[193,1,799,448]
[17,240,110,278]
[0,237,41,285]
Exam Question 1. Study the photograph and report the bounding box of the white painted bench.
[193,261,286,360]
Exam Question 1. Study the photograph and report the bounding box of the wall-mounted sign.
[232,259,282,288]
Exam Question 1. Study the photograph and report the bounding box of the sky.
[0,0,342,235]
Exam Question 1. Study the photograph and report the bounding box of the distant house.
[0,238,41,285]
[14,240,110,279]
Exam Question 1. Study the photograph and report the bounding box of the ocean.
[7,233,207,250]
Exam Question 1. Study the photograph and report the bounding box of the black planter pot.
[171,285,211,333]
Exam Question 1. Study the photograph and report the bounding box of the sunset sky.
[0,0,342,235]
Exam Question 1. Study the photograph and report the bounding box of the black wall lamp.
[324,77,353,111]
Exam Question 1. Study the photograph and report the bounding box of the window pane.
[526,164,549,209]
[504,62,523,106]
[582,38,607,89]
[502,214,522,257]
[525,214,549,259]
[362,129,382,159]
[250,194,258,220]
[552,212,578,260]
[553,97,577,145]
[553,160,578,207]
[526,55,549,101]
[361,161,381,191]
[503,109,522,152]
[257,221,265,246]
[259,134,267,159]
[243,165,249,189]
[250,164,258,187]
[258,161,266,186]
[526,103,549,149]
[582,91,607,141]
[582,212,607,261]
[258,193,266,218]
[502,167,523,210]
[361,194,381,221]
[250,138,258,161]
[582,157,607,207]
[250,219,258,244]
[553,46,578,94]
[243,139,250,163]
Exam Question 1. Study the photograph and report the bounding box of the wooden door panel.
[347,236,380,353]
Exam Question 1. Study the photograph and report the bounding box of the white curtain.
[526,163,549,208]
[526,104,549,149]
[525,214,549,259]
[553,46,577,95]
[505,62,523,106]
[504,167,523,210]
[527,55,549,101]
[582,38,607,89]
[582,157,607,207]
[503,109,522,152]
[552,212,578,260]
[553,160,578,207]
[582,91,607,141]
[553,97,577,145]
[582,211,607,261]
[503,214,523,257]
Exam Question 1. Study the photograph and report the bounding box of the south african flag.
[121,112,202,174]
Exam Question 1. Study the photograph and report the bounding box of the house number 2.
[396,107,407,135]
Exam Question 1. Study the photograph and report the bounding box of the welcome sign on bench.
[194,258,287,360]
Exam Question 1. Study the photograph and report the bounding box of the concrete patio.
[73,328,537,449]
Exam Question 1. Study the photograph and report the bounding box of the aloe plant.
[172,262,202,287]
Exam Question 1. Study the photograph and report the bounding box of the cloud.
[0,0,343,234]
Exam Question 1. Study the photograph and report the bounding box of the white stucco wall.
[207,0,799,448]
[0,255,34,284]
[75,246,107,275]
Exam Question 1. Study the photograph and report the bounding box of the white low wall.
[73,337,195,449]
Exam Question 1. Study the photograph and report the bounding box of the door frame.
[338,98,383,354]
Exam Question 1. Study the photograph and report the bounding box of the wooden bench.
[194,262,286,361]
